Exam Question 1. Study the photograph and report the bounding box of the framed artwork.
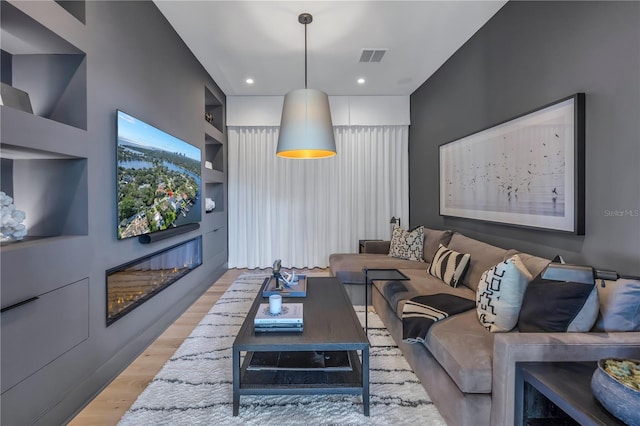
[439,93,585,234]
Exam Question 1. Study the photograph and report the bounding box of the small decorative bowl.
[591,358,640,425]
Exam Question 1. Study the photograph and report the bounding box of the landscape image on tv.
[117,110,201,240]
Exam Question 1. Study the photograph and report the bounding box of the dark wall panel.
[409,1,640,275]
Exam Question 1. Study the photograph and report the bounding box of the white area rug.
[119,273,446,425]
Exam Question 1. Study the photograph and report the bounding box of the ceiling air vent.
[359,49,387,63]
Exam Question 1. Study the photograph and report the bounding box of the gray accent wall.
[409,1,640,276]
[1,1,227,424]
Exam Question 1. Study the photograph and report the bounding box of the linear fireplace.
[106,237,202,325]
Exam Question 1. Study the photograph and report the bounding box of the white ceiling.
[154,1,507,96]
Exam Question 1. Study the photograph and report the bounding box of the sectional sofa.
[329,228,640,425]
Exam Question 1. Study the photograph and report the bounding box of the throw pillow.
[592,278,640,332]
[476,255,533,332]
[388,224,425,262]
[518,263,599,332]
[428,244,470,288]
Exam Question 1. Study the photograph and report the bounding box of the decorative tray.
[262,274,307,297]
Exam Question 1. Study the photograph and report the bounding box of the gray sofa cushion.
[517,252,551,278]
[374,268,476,320]
[447,233,511,292]
[423,228,453,262]
[425,310,496,393]
[373,267,496,394]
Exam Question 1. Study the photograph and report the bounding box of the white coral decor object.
[0,191,27,240]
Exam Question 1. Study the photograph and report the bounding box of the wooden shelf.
[204,182,225,213]
[205,86,224,134]
[1,1,87,130]
[204,121,224,142]
[0,107,88,158]
[204,133,224,173]
[203,168,224,184]
[2,0,87,53]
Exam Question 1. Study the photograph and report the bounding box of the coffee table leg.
[363,346,370,416]
[232,348,240,416]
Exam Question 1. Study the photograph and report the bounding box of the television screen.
[116,110,201,240]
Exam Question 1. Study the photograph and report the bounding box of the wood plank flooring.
[69,269,242,425]
[70,268,329,425]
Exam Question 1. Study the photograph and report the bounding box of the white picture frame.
[439,94,585,234]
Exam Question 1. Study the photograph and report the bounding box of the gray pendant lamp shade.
[277,88,336,158]
[276,13,336,159]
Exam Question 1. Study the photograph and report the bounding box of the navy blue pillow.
[518,262,599,332]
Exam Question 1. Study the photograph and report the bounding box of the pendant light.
[276,13,336,159]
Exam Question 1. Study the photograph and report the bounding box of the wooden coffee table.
[232,277,370,416]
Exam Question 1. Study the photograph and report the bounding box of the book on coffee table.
[254,323,304,333]
[254,303,303,326]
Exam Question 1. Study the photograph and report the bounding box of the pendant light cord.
[298,13,312,89]
[304,20,308,89]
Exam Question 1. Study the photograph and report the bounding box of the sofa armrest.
[490,332,640,426]
[363,240,390,254]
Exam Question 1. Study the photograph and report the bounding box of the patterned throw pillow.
[388,224,425,262]
[476,255,533,332]
[428,244,470,287]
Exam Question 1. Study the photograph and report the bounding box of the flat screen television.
[116,110,202,240]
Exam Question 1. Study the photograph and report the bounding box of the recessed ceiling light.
[246,78,254,84]
[357,78,365,85]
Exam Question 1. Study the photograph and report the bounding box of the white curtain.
[228,125,409,268]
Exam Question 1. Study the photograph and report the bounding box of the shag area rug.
[119,273,446,425]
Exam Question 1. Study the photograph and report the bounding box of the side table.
[334,270,369,306]
[515,362,625,425]
[335,268,410,334]
[359,239,382,253]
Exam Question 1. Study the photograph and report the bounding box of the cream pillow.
[476,255,532,332]
[388,224,425,262]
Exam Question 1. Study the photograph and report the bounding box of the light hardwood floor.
[69,269,243,426]
[70,268,329,425]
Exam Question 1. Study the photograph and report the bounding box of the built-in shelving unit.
[1,0,87,130]
[203,84,227,219]
[1,0,88,247]
[0,0,90,409]
[1,2,230,425]
[202,83,227,278]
